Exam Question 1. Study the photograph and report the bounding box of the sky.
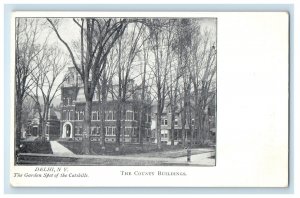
[23,17,217,106]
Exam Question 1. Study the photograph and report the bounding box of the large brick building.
[151,96,216,145]
[60,67,152,143]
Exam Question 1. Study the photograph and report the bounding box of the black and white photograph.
[14,16,217,166]
[8,10,290,188]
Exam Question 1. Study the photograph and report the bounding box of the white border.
[10,11,289,188]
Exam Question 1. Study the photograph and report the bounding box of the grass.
[58,140,187,155]
[58,140,214,158]
[19,140,53,154]
[127,149,212,158]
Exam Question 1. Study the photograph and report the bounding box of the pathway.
[50,141,75,156]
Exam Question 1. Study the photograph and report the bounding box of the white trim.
[62,121,73,138]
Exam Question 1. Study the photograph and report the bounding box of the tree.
[138,40,150,146]
[97,50,117,151]
[21,96,36,134]
[15,18,47,150]
[167,19,182,146]
[169,19,193,147]
[47,18,128,154]
[148,19,175,149]
[29,46,69,141]
[189,23,216,144]
[110,23,146,150]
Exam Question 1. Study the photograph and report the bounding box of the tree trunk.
[121,101,126,146]
[100,102,106,150]
[139,50,147,146]
[170,109,175,146]
[15,98,23,149]
[181,123,186,147]
[99,80,107,150]
[82,99,92,154]
[115,101,121,151]
[156,111,162,150]
[138,103,145,146]
[42,105,49,142]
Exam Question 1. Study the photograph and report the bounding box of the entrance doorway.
[62,122,73,138]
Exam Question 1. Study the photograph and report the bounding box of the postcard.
[10,11,288,187]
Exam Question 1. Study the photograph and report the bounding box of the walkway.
[169,151,215,166]
[50,141,74,156]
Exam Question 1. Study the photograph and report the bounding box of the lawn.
[58,140,214,158]
[126,148,212,158]
[58,140,186,155]
[19,140,53,154]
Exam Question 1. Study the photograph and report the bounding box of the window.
[175,119,178,126]
[192,119,195,126]
[79,127,83,134]
[112,127,116,136]
[126,111,134,120]
[67,111,71,120]
[63,110,68,120]
[79,111,84,120]
[96,127,101,135]
[106,127,116,136]
[75,111,79,120]
[132,128,137,136]
[91,127,97,135]
[107,127,113,136]
[125,127,132,136]
[106,111,114,121]
[164,119,168,125]
[92,111,98,120]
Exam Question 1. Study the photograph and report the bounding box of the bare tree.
[21,96,36,134]
[148,19,175,149]
[15,18,47,150]
[97,50,117,151]
[47,18,128,154]
[167,20,182,146]
[137,40,150,146]
[29,46,69,141]
[110,23,146,151]
[189,24,216,144]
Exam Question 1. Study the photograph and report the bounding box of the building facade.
[151,96,216,145]
[60,67,152,143]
